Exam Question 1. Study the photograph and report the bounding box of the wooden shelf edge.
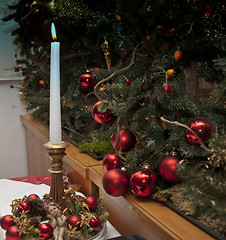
[21,114,216,240]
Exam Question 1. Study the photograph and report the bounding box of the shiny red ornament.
[78,73,96,90]
[162,82,171,93]
[6,225,21,240]
[67,215,82,230]
[92,101,114,124]
[0,215,14,230]
[124,78,131,86]
[102,169,129,197]
[89,216,101,231]
[18,201,31,212]
[39,223,53,239]
[85,196,98,211]
[159,156,181,184]
[27,194,39,199]
[129,169,157,198]
[103,152,123,172]
[111,129,136,152]
[186,117,215,146]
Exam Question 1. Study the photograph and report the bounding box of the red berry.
[124,78,131,86]
[22,70,27,76]
[174,50,182,60]
[205,4,212,11]
[115,15,121,21]
[204,12,211,18]
[169,28,176,35]
[156,25,163,30]
[162,82,171,93]
[10,85,14,89]
[25,88,29,93]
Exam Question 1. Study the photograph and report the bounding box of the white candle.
[49,23,62,144]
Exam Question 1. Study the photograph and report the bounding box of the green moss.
[78,139,114,156]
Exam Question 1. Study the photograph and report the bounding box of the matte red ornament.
[159,156,181,184]
[102,169,129,197]
[92,101,114,124]
[0,215,14,230]
[6,225,21,240]
[78,73,96,90]
[85,196,98,212]
[111,129,136,152]
[89,216,101,231]
[67,215,82,230]
[103,152,123,172]
[38,223,53,239]
[121,50,130,58]
[162,82,171,93]
[27,194,39,200]
[129,169,157,198]
[186,117,215,146]
[18,201,31,212]
[124,78,131,86]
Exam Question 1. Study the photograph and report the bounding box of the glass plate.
[88,222,107,240]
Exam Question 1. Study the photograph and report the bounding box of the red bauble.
[124,78,131,86]
[18,201,31,212]
[121,50,130,58]
[28,194,39,200]
[1,215,14,230]
[159,156,181,184]
[103,152,123,172]
[67,215,82,230]
[6,226,21,240]
[186,117,215,146]
[92,101,114,124]
[85,196,98,212]
[129,169,157,198]
[38,223,53,239]
[89,216,101,231]
[78,73,96,90]
[162,82,171,93]
[102,169,129,197]
[111,129,136,152]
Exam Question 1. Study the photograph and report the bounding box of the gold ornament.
[31,1,39,14]
[101,37,111,69]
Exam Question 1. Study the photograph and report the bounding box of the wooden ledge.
[21,114,215,240]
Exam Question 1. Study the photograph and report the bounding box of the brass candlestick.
[44,141,69,210]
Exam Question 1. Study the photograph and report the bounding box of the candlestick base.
[44,141,69,210]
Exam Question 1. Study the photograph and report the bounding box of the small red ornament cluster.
[0,192,104,239]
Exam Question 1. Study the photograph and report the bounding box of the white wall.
[0,80,28,178]
[0,8,28,178]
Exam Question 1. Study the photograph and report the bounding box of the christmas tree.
[3,0,226,237]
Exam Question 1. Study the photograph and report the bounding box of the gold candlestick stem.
[44,141,68,210]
